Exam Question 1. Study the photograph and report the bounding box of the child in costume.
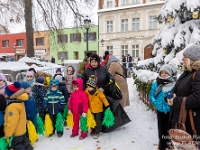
[32,77,46,121]
[65,65,76,95]
[4,82,33,150]
[0,73,7,96]
[68,78,88,140]
[85,75,109,139]
[149,64,177,150]
[21,81,37,129]
[43,80,65,137]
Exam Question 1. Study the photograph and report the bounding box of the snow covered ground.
[34,78,159,150]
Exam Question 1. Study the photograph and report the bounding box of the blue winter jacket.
[43,89,65,115]
[0,111,4,126]
[149,82,172,114]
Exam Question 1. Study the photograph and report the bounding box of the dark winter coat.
[82,64,112,90]
[128,56,133,67]
[24,96,37,121]
[32,83,46,113]
[58,82,69,103]
[43,89,65,115]
[171,69,200,139]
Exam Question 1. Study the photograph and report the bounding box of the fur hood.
[191,60,200,71]
[9,89,28,101]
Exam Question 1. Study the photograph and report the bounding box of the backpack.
[115,63,131,79]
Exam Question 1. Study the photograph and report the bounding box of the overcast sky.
[4,0,98,33]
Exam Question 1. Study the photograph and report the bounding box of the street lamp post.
[84,16,91,52]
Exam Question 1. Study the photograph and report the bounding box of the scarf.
[154,76,176,97]
[156,76,174,85]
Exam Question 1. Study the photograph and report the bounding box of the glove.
[68,110,72,114]
[82,113,87,117]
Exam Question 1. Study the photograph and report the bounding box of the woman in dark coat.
[82,53,112,90]
[167,45,200,145]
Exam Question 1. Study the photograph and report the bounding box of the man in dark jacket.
[51,56,55,63]
[127,54,133,73]
[122,55,127,67]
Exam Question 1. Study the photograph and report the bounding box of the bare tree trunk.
[25,0,34,57]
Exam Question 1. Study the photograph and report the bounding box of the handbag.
[168,97,197,150]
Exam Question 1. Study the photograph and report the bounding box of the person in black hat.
[82,53,112,91]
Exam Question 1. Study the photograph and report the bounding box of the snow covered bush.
[138,0,200,71]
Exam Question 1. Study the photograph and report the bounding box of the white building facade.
[98,0,164,60]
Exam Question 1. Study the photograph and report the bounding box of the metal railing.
[3,74,14,83]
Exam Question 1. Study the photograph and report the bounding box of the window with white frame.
[132,0,139,3]
[132,45,139,57]
[121,19,128,32]
[132,18,140,31]
[107,46,113,54]
[107,0,112,7]
[16,39,24,46]
[121,45,128,56]
[122,0,129,5]
[107,21,113,33]
[2,40,9,47]
[149,16,157,29]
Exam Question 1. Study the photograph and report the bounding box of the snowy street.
[34,78,158,150]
